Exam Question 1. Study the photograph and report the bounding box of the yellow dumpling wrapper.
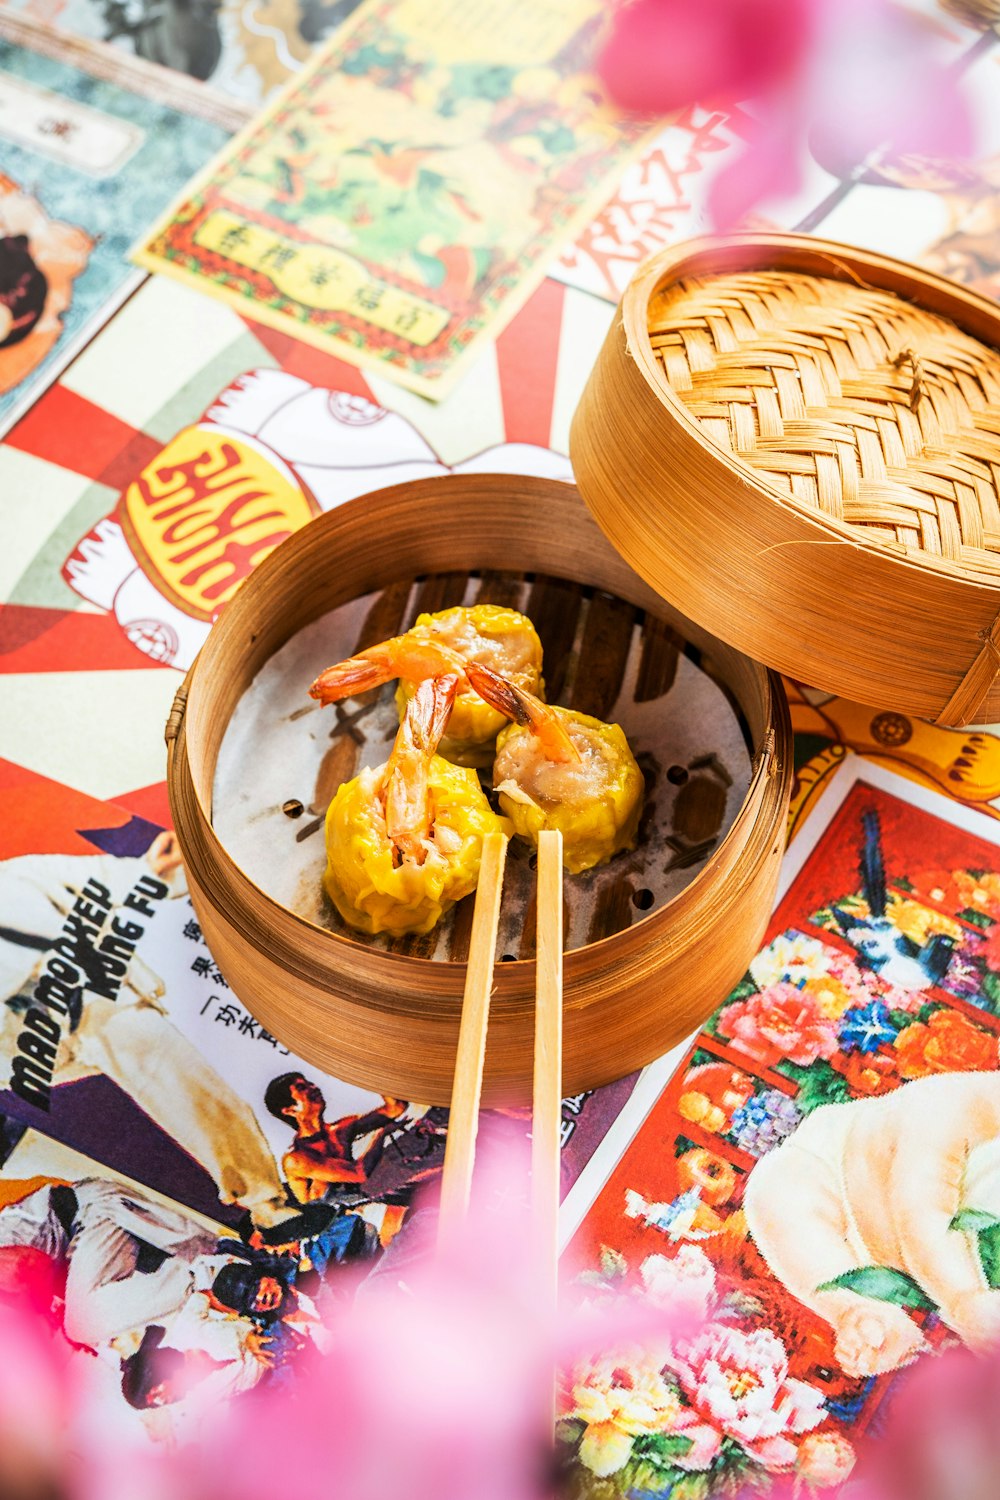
[323,757,509,937]
[395,605,544,766]
[493,710,644,875]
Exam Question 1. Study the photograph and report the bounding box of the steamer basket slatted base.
[167,476,792,1105]
[571,234,1000,728]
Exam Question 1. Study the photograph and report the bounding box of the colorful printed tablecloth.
[3,0,1000,1475]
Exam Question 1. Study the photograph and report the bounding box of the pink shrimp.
[464,662,580,765]
[381,674,460,863]
[309,636,468,705]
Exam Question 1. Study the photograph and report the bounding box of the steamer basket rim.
[171,473,791,971]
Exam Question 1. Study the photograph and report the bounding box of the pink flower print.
[717,984,839,1068]
[640,1247,718,1320]
[668,1324,826,1470]
[795,1430,856,1486]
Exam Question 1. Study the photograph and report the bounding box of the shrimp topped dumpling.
[309,605,543,765]
[394,606,543,763]
[466,663,644,876]
[323,674,509,938]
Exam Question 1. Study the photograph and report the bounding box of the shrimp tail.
[413,673,460,755]
[309,652,393,703]
[465,661,532,727]
[383,674,460,861]
[465,662,579,764]
[309,635,468,705]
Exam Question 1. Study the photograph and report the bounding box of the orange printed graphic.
[120,426,316,622]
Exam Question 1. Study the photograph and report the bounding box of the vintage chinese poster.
[0,12,243,437]
[59,346,572,673]
[552,105,751,303]
[134,0,656,398]
[560,759,1000,1495]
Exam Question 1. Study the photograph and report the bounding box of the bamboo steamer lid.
[570,234,1000,727]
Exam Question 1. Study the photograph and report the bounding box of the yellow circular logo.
[121,425,316,622]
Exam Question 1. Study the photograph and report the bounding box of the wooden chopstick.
[437,825,565,1274]
[437,829,508,1245]
[532,828,564,1303]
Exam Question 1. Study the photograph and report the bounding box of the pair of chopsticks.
[437,828,563,1298]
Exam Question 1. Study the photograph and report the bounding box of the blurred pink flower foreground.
[5,1137,1000,1500]
[598,0,975,225]
[0,1142,677,1500]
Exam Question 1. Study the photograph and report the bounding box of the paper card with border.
[133,0,656,400]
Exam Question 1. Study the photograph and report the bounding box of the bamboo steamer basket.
[571,233,1000,728]
[166,476,791,1105]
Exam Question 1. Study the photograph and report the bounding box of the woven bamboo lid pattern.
[570,235,1000,728]
[649,271,1000,574]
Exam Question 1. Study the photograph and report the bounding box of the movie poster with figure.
[0,758,641,1246]
[0,1122,375,1438]
[0,756,452,1242]
[0,12,242,437]
[559,758,1000,1497]
[135,0,657,398]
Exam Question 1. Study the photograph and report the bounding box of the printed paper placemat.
[134,0,655,399]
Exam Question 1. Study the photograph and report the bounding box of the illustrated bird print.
[831,810,955,991]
